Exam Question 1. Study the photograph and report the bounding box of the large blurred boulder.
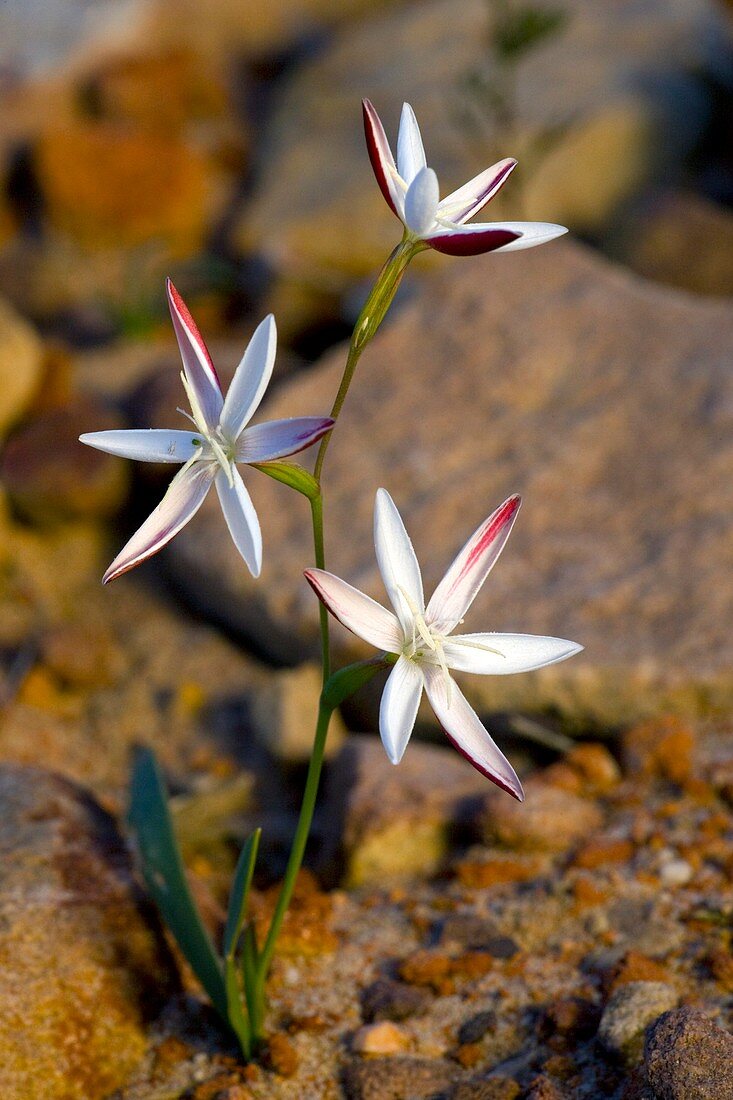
[145,0,404,62]
[0,765,174,1099]
[0,297,43,438]
[238,0,732,287]
[169,239,733,726]
[606,190,733,297]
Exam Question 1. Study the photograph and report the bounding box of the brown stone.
[484,778,604,853]
[169,240,733,726]
[0,766,175,1099]
[643,1006,733,1098]
[1,398,130,524]
[572,838,635,870]
[607,190,733,296]
[321,735,489,887]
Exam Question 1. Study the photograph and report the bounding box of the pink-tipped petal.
[362,99,401,218]
[215,466,262,578]
[396,102,427,185]
[404,166,440,236]
[439,158,517,224]
[220,314,277,440]
[80,429,202,464]
[426,221,567,256]
[304,568,403,652]
[424,225,522,256]
[236,416,334,463]
[423,665,523,800]
[374,489,424,637]
[426,495,521,634]
[379,656,424,764]
[167,279,223,429]
[103,460,215,583]
[442,633,584,675]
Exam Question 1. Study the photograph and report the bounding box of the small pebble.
[659,859,693,886]
[360,978,429,1023]
[599,981,678,1065]
[352,1021,411,1055]
[458,1010,497,1045]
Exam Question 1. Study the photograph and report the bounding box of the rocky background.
[1,1,733,1097]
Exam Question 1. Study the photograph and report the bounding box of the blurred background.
[0,0,732,805]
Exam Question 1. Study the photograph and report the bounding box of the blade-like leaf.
[224,828,262,958]
[322,658,390,710]
[128,748,228,1020]
[225,959,253,1060]
[252,461,320,500]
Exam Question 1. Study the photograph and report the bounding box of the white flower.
[306,490,583,800]
[363,99,567,256]
[81,280,333,583]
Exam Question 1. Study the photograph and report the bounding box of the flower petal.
[404,166,440,236]
[362,98,401,218]
[304,568,403,652]
[379,656,424,765]
[219,314,277,440]
[215,466,262,578]
[102,460,215,584]
[79,429,201,464]
[426,221,567,256]
[236,417,334,463]
[396,102,427,185]
[441,633,584,675]
[167,279,223,429]
[426,495,521,634]
[374,488,425,637]
[423,665,523,800]
[438,158,516,224]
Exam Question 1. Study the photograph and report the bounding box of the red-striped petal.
[426,495,521,634]
[362,98,401,219]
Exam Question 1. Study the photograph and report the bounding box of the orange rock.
[252,869,337,957]
[264,1033,298,1077]
[707,947,733,992]
[566,742,621,792]
[86,49,228,135]
[572,876,610,909]
[572,837,635,870]
[352,1022,411,1055]
[606,951,671,993]
[621,716,695,785]
[36,120,212,253]
[455,854,545,888]
[453,1042,483,1068]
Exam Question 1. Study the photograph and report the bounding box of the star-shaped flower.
[81,280,334,583]
[306,490,582,800]
[363,99,567,256]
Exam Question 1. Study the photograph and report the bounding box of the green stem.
[314,235,424,482]
[252,699,333,1012]
[248,233,423,1048]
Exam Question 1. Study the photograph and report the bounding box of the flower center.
[178,372,236,486]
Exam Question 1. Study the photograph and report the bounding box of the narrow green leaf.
[252,461,320,500]
[223,828,261,958]
[128,748,228,1020]
[225,960,252,1060]
[322,659,387,710]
